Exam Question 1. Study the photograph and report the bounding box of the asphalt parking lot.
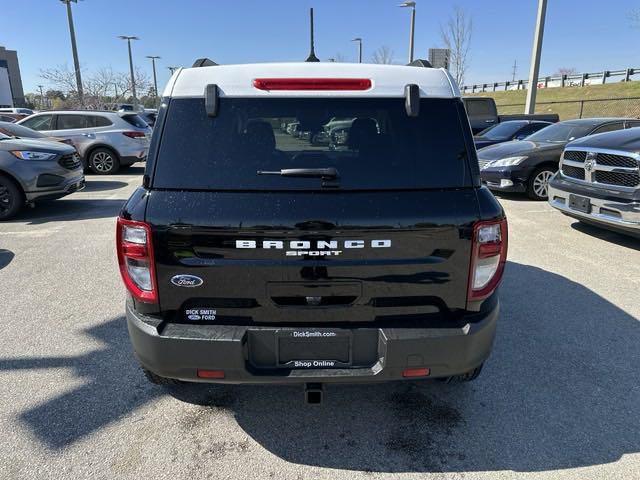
[0,168,638,480]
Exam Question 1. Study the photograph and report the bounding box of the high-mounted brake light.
[252,78,372,91]
[467,218,508,303]
[116,217,157,303]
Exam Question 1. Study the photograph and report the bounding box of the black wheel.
[0,176,24,221]
[438,363,484,384]
[526,166,556,200]
[88,148,120,175]
[141,366,182,386]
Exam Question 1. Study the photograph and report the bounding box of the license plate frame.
[569,194,591,214]
[276,329,352,369]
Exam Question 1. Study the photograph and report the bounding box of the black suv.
[118,62,508,393]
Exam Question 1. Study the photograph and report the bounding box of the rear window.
[465,99,494,116]
[153,97,472,190]
[121,114,148,129]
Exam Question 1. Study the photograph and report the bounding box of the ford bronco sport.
[117,61,508,395]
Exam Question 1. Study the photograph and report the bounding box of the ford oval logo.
[171,275,204,288]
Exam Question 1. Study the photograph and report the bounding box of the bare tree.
[371,46,395,64]
[39,64,79,96]
[553,67,577,77]
[629,9,640,29]
[39,64,153,109]
[440,6,473,86]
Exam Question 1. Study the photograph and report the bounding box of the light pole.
[118,35,139,105]
[37,85,45,109]
[399,1,416,63]
[167,66,179,75]
[146,55,160,98]
[60,0,83,105]
[525,0,548,114]
[351,38,362,63]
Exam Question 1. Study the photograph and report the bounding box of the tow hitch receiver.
[305,383,324,405]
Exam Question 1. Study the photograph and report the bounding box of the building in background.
[428,48,450,70]
[0,46,25,107]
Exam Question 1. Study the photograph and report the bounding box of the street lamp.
[146,55,161,98]
[118,35,139,105]
[59,0,84,105]
[399,1,416,64]
[525,0,548,114]
[167,66,179,75]
[351,38,362,63]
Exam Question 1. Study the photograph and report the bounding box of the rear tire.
[0,176,24,221]
[141,366,182,386]
[438,363,483,384]
[88,148,120,175]
[526,166,556,200]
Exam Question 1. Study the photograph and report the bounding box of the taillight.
[116,217,157,303]
[122,131,146,138]
[467,218,508,303]
[252,78,372,91]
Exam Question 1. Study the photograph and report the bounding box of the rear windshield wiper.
[257,167,339,180]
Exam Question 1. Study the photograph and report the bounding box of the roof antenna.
[306,8,320,62]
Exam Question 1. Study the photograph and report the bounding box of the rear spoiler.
[407,59,433,68]
[192,58,218,68]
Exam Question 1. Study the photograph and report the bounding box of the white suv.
[18,111,152,174]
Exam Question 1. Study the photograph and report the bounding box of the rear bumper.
[126,301,499,384]
[548,177,640,236]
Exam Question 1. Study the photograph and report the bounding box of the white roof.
[163,62,460,99]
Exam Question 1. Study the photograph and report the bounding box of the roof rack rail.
[192,58,218,68]
[407,59,433,68]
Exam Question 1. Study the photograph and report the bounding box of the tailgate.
[146,189,479,324]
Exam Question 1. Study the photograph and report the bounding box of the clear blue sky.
[2,0,639,94]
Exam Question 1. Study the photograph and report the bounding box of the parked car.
[474,120,551,149]
[18,110,152,174]
[462,97,559,134]
[0,120,74,146]
[119,61,507,394]
[0,107,34,116]
[0,112,28,122]
[140,109,158,128]
[548,127,640,238]
[0,132,84,220]
[477,118,640,200]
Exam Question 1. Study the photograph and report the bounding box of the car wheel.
[141,366,183,386]
[0,176,24,221]
[438,363,484,384]
[88,148,120,175]
[527,167,556,200]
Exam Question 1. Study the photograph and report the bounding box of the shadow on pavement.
[493,191,538,203]
[82,180,130,192]
[570,220,640,250]
[0,261,638,474]
[5,198,126,225]
[0,249,14,270]
[0,317,162,450]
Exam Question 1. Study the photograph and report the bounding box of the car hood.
[567,127,640,154]
[0,137,76,154]
[476,139,565,160]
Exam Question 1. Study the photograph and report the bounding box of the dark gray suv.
[0,132,84,220]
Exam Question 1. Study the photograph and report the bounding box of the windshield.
[477,121,527,140]
[153,97,473,191]
[526,122,593,143]
[0,122,45,138]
